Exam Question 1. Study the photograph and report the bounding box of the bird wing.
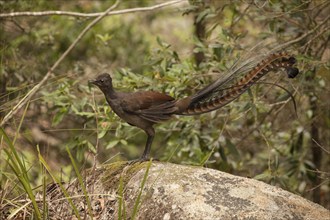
[120,91,177,123]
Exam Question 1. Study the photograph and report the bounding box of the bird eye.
[100,79,104,83]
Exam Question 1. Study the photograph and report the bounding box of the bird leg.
[126,127,155,165]
[140,127,155,161]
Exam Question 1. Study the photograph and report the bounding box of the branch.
[0,0,185,18]
[273,14,330,51]
[0,1,119,126]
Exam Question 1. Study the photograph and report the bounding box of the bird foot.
[126,157,158,165]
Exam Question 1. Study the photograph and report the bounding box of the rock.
[48,162,330,220]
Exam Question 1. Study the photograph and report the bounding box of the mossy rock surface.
[46,162,329,219]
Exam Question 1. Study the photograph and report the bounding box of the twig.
[272,14,330,51]
[0,1,119,126]
[0,0,185,18]
[231,3,251,28]
[315,32,330,58]
[302,26,328,54]
[312,1,330,20]
[312,138,330,154]
[90,91,100,197]
[306,179,330,192]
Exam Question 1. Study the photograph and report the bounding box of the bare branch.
[0,1,119,126]
[273,14,330,51]
[0,0,185,18]
[312,138,330,154]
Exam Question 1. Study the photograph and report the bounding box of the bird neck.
[100,85,118,99]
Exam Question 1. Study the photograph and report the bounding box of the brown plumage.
[90,52,299,160]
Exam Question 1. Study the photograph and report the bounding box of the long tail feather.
[254,81,298,118]
[178,52,299,115]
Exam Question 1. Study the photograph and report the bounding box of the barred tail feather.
[179,52,299,115]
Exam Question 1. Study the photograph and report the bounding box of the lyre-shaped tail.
[177,52,299,115]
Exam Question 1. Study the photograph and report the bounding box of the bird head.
[89,73,113,90]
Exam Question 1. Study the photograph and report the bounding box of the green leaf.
[52,107,68,126]
[226,138,240,158]
[219,146,227,162]
[196,8,211,23]
[87,141,96,154]
[106,140,119,149]
[254,172,271,180]
[98,129,107,139]
[120,139,128,146]
[269,20,276,32]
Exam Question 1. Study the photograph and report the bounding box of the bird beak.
[88,79,97,85]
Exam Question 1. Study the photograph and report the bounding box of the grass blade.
[37,149,81,220]
[131,160,152,220]
[1,128,42,219]
[66,146,93,218]
[118,174,124,220]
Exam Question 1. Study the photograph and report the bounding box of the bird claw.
[126,157,159,165]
